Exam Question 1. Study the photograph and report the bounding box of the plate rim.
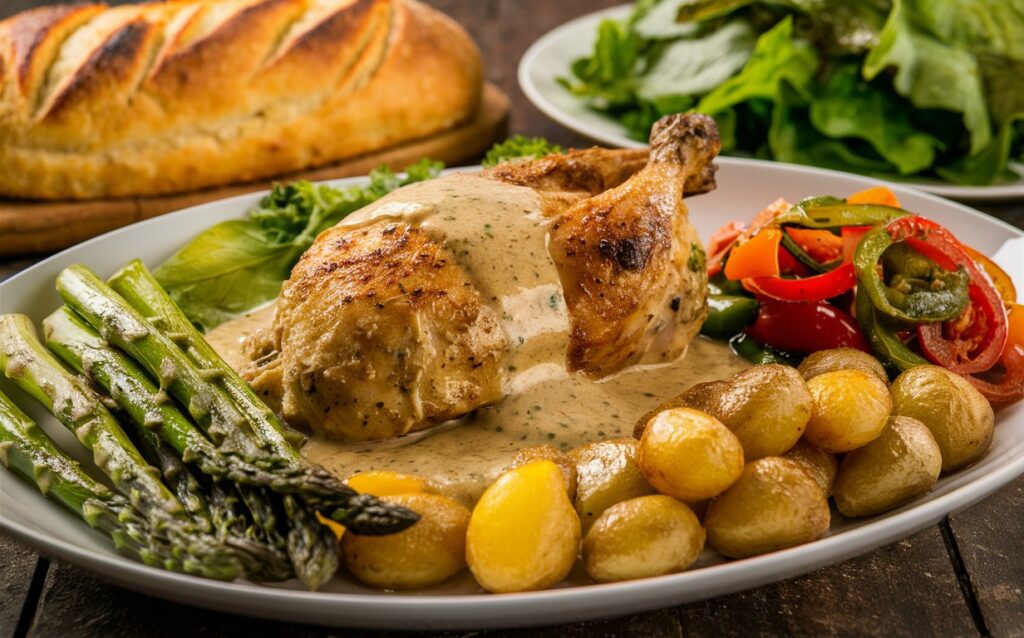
[517,4,1024,202]
[1,159,1023,629]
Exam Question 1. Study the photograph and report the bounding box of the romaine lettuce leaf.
[770,80,896,173]
[809,64,943,175]
[863,0,991,154]
[696,16,817,116]
[937,114,1024,185]
[637,20,756,102]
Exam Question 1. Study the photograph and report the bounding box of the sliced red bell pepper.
[878,217,1010,374]
[967,303,1024,408]
[745,262,856,302]
[963,245,1017,304]
[746,300,870,353]
[841,226,871,263]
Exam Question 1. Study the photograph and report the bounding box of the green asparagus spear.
[0,314,254,579]
[61,264,418,534]
[129,426,213,533]
[109,259,305,457]
[56,266,263,457]
[45,306,364,501]
[0,389,238,579]
[41,308,295,580]
[0,313,182,516]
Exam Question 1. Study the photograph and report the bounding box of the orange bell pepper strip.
[724,228,782,280]
[963,245,1018,305]
[847,186,901,208]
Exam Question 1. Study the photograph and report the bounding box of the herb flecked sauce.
[207,175,747,505]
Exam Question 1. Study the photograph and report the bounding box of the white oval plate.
[518,5,1024,203]
[1,160,1022,630]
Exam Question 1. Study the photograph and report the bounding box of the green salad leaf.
[696,16,816,116]
[809,64,944,174]
[863,0,991,154]
[561,0,1023,185]
[154,159,443,331]
[637,20,757,102]
[483,135,564,166]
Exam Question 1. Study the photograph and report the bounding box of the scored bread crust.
[0,0,483,200]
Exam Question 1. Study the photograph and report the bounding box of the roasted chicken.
[243,114,721,441]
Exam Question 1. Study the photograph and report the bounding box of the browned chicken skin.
[245,114,720,441]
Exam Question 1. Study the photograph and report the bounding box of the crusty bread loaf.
[0,0,483,199]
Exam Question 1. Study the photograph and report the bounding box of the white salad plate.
[0,160,1022,630]
[519,5,1024,202]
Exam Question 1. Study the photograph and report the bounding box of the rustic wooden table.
[1,1,1022,636]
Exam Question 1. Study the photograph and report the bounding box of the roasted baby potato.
[633,380,731,438]
[466,461,581,593]
[705,457,830,559]
[569,438,656,531]
[342,493,470,589]
[782,439,838,497]
[636,365,812,461]
[638,408,744,502]
[833,416,942,517]
[890,366,994,471]
[583,495,704,582]
[804,370,892,453]
[797,348,888,385]
[508,444,578,501]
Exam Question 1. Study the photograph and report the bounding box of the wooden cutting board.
[0,83,509,257]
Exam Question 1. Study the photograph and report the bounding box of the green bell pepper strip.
[728,333,802,366]
[708,272,746,296]
[701,295,760,339]
[779,232,832,274]
[777,203,908,230]
[854,287,929,372]
[854,226,971,324]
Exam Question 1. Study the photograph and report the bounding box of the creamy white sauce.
[207,174,748,504]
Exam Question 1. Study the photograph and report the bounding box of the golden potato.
[804,370,892,453]
[708,365,813,460]
[797,348,888,385]
[782,439,838,497]
[833,416,942,517]
[346,471,433,497]
[508,444,578,501]
[637,366,812,460]
[705,457,830,559]
[638,408,744,502]
[466,461,581,593]
[890,366,994,471]
[583,495,704,582]
[569,438,656,531]
[633,380,731,438]
[342,494,470,589]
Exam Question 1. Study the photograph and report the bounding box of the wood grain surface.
[1,1,1022,637]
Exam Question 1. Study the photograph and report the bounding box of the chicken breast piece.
[264,221,507,441]
[250,113,719,440]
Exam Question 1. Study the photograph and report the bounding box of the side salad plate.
[519,5,1024,202]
